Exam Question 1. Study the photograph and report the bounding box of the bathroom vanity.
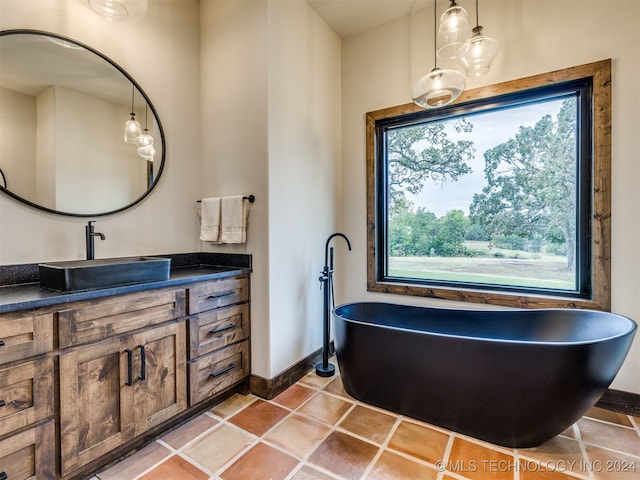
[0,253,251,480]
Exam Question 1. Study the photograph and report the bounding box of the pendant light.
[457,0,501,77]
[135,104,154,148]
[412,1,466,109]
[437,0,471,59]
[124,85,142,143]
[137,143,155,162]
[136,104,155,161]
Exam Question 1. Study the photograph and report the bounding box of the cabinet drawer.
[0,311,53,365]
[58,287,186,348]
[0,357,54,438]
[187,276,248,314]
[188,304,249,358]
[188,341,249,405]
[0,420,55,480]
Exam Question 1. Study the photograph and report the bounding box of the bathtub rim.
[333,301,637,347]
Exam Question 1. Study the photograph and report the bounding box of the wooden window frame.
[366,60,611,310]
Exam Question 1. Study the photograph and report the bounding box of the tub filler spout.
[316,233,351,378]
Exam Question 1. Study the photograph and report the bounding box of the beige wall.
[200,0,341,378]
[339,1,640,394]
[0,88,36,199]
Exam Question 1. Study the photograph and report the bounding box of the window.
[366,60,611,310]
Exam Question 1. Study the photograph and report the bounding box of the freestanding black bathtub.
[333,302,636,448]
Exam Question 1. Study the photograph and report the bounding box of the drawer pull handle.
[206,290,236,300]
[0,340,4,347]
[0,471,7,480]
[210,363,236,378]
[0,400,5,407]
[138,345,146,381]
[125,349,133,386]
[209,324,237,335]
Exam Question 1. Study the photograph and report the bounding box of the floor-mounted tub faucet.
[85,220,105,260]
[316,232,352,377]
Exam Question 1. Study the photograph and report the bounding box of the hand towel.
[200,197,221,242]
[220,195,249,244]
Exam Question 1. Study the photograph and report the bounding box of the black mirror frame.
[0,29,166,217]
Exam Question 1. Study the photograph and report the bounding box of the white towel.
[200,197,221,242]
[220,195,249,244]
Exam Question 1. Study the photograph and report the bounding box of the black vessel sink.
[38,257,171,292]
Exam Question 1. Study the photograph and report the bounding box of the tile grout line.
[213,389,343,479]
[127,445,177,480]
[628,413,640,438]
[573,422,596,480]
[208,425,263,478]
[295,374,383,479]
[581,439,640,460]
[438,431,455,480]
[170,448,220,480]
[162,415,224,452]
[512,447,521,480]
[584,414,640,431]
[357,414,404,480]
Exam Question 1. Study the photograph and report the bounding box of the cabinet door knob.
[138,345,146,381]
[0,400,5,407]
[209,324,236,336]
[0,471,8,480]
[0,340,5,347]
[125,349,133,386]
[209,363,236,378]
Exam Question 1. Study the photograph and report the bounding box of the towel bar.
[197,195,255,203]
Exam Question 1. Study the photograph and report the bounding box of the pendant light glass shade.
[134,104,154,154]
[124,85,142,143]
[457,26,500,77]
[137,144,155,161]
[124,115,142,143]
[412,67,466,108]
[135,130,154,147]
[412,0,467,109]
[88,0,148,22]
[437,1,471,59]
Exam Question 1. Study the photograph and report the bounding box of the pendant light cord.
[475,0,479,28]
[130,85,135,117]
[433,0,438,68]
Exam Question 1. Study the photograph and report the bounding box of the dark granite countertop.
[0,252,251,314]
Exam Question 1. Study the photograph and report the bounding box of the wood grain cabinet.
[0,272,250,479]
[58,288,188,477]
[0,310,55,479]
[187,275,250,405]
[0,420,55,480]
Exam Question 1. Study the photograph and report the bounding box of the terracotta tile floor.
[95,363,640,480]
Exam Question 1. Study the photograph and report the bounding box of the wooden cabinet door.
[59,337,135,476]
[132,321,187,434]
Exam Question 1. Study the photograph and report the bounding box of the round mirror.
[0,29,165,216]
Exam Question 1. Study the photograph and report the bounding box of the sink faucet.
[85,221,105,260]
